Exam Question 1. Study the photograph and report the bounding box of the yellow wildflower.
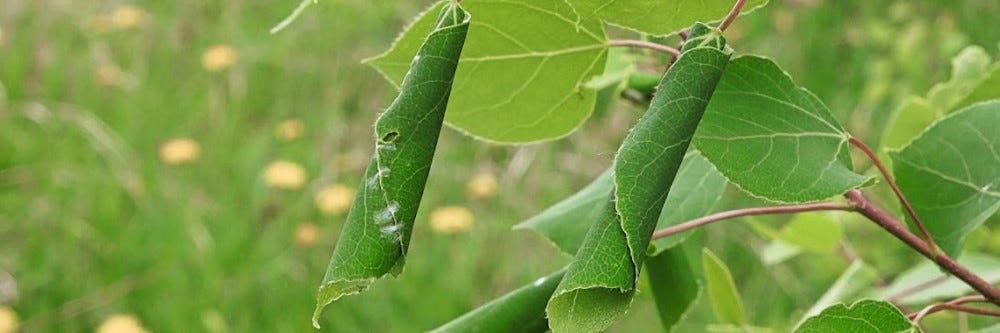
[0,306,18,333]
[315,184,355,215]
[466,173,498,200]
[96,314,149,333]
[201,45,237,72]
[275,118,305,141]
[159,137,201,165]
[429,206,475,234]
[295,223,320,247]
[263,160,307,190]
[111,5,147,30]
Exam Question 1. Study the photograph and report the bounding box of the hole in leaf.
[381,131,399,143]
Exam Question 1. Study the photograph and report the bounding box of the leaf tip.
[311,278,376,328]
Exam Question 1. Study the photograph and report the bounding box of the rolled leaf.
[313,4,470,326]
[546,23,731,333]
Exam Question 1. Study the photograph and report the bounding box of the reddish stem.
[719,0,748,31]
[909,295,1000,325]
[848,136,941,255]
[846,190,1000,306]
[651,202,856,240]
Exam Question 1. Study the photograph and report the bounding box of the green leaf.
[882,46,994,151]
[514,169,611,255]
[429,269,566,333]
[875,252,1000,305]
[702,248,747,326]
[796,261,878,329]
[795,300,918,333]
[890,100,1000,257]
[547,24,731,333]
[565,0,768,36]
[927,46,992,113]
[647,247,701,333]
[956,65,1000,111]
[366,0,608,144]
[881,97,936,152]
[514,152,726,255]
[312,5,470,327]
[694,55,871,203]
[776,212,843,255]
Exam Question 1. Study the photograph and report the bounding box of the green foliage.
[647,247,701,332]
[693,55,871,203]
[366,0,608,143]
[546,24,730,333]
[882,46,997,151]
[565,0,768,36]
[314,4,470,325]
[514,152,726,255]
[7,0,1000,332]
[775,213,843,255]
[797,261,878,327]
[891,101,1000,257]
[795,300,917,333]
[702,249,747,326]
[876,252,1000,306]
[430,269,566,333]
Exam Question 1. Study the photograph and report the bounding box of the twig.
[607,40,681,56]
[848,136,941,255]
[719,0,748,31]
[651,202,856,240]
[909,295,1000,325]
[845,190,1000,305]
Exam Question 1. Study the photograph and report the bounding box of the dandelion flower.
[429,206,475,234]
[111,5,147,30]
[0,306,17,333]
[159,137,201,165]
[96,314,149,333]
[201,45,237,72]
[275,118,305,142]
[466,173,498,200]
[263,160,307,190]
[315,184,354,215]
[295,222,320,247]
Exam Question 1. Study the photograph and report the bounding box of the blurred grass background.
[1,0,999,332]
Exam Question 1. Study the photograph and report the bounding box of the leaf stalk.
[848,136,943,257]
